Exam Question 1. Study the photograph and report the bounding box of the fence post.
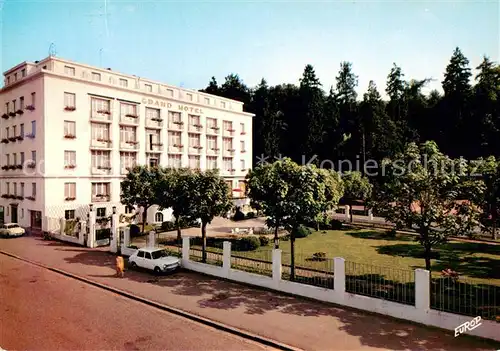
[223,241,231,277]
[368,209,373,221]
[110,213,119,253]
[345,205,350,220]
[415,269,430,312]
[334,257,346,295]
[182,237,190,266]
[88,211,96,248]
[272,249,282,287]
[122,227,130,250]
[59,217,65,235]
[148,230,156,247]
[79,221,86,245]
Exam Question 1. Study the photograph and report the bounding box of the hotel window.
[91,123,110,140]
[32,183,37,197]
[206,156,217,170]
[168,131,181,146]
[120,126,137,142]
[92,182,110,199]
[223,137,233,151]
[188,133,200,148]
[120,102,137,117]
[20,97,24,110]
[240,140,245,152]
[12,99,16,111]
[220,101,226,108]
[223,121,233,132]
[31,150,36,163]
[13,183,17,196]
[31,92,36,107]
[64,66,76,76]
[20,183,24,197]
[168,154,182,168]
[223,157,233,171]
[204,97,210,104]
[120,152,137,172]
[6,182,9,194]
[189,114,200,127]
[7,76,10,84]
[13,126,17,137]
[119,79,128,87]
[6,154,9,166]
[206,117,217,129]
[5,102,9,113]
[65,209,76,220]
[31,120,36,136]
[166,89,174,97]
[188,155,200,169]
[20,124,24,138]
[168,111,182,124]
[97,207,106,217]
[64,92,76,108]
[5,127,9,138]
[91,97,110,114]
[14,73,17,81]
[64,121,76,137]
[206,136,217,150]
[13,153,17,165]
[21,69,26,77]
[20,152,24,165]
[186,93,193,101]
[64,151,76,167]
[240,123,245,134]
[91,150,111,168]
[145,84,152,92]
[64,183,76,200]
[91,72,101,81]
[146,107,160,120]
[148,157,158,167]
[240,159,245,170]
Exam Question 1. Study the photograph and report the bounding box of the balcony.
[207,147,220,155]
[223,128,235,137]
[146,118,163,129]
[91,166,112,175]
[90,110,112,123]
[168,144,183,153]
[223,149,236,157]
[168,121,184,131]
[90,138,113,149]
[188,145,203,154]
[147,143,163,152]
[188,124,203,133]
[119,140,139,151]
[225,169,236,175]
[206,126,220,135]
[92,194,110,202]
[120,114,139,125]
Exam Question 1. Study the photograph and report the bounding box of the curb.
[0,250,301,351]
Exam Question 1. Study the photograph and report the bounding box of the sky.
[1,0,498,98]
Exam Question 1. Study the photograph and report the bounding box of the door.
[30,210,42,235]
[136,250,146,268]
[0,206,4,224]
[11,205,18,223]
[144,252,153,269]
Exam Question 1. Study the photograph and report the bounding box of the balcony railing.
[188,145,203,154]
[223,128,235,137]
[92,194,110,202]
[120,114,139,125]
[90,139,113,149]
[223,149,235,157]
[206,126,220,135]
[119,141,139,150]
[207,147,220,155]
[91,166,112,175]
[146,118,163,128]
[188,124,203,133]
[147,143,163,152]
[168,144,183,153]
[90,110,112,122]
[168,121,184,131]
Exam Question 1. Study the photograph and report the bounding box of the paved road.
[0,254,270,351]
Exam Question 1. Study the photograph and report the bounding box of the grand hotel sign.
[141,98,204,114]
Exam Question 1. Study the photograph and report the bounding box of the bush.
[259,235,269,246]
[161,221,175,231]
[233,209,246,221]
[293,225,311,238]
[130,224,141,237]
[329,219,343,230]
[237,236,260,251]
[385,229,397,238]
[246,211,256,219]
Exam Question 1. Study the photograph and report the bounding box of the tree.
[475,156,500,240]
[120,166,163,233]
[220,73,252,107]
[156,168,196,243]
[372,141,485,270]
[341,171,373,222]
[189,170,232,262]
[200,76,220,96]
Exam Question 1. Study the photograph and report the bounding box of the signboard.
[141,98,204,114]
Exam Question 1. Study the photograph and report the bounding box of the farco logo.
[454,316,482,337]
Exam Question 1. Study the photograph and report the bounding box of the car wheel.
[154,267,161,275]
[129,261,137,269]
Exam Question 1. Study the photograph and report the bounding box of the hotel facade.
[0,56,254,231]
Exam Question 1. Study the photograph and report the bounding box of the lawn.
[233,229,500,286]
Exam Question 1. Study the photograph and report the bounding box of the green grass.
[239,229,500,286]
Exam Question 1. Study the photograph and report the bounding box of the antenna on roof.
[48,43,57,57]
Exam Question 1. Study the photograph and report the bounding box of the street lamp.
[112,206,116,214]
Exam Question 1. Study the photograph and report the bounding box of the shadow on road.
[34,239,500,351]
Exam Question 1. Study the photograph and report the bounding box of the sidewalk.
[1,236,499,351]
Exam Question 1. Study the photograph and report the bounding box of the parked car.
[128,247,180,274]
[0,223,25,237]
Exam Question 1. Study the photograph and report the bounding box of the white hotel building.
[0,56,253,231]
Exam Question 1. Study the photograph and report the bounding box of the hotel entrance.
[10,204,18,223]
[30,210,42,235]
[0,206,4,224]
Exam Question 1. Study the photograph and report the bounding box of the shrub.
[311,252,327,261]
[246,211,256,219]
[385,229,397,238]
[259,235,269,246]
[130,224,141,237]
[237,236,260,251]
[329,219,344,230]
[292,225,311,238]
[161,221,175,231]
[233,209,246,221]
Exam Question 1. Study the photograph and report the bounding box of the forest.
[199,47,500,169]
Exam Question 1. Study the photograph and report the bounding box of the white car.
[128,247,180,274]
[0,223,25,237]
